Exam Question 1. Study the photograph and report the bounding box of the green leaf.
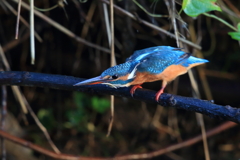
[91,96,110,113]
[228,32,240,40]
[228,23,240,40]
[182,0,222,17]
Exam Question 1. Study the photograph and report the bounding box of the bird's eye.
[111,74,118,79]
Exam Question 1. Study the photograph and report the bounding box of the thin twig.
[107,95,114,137]
[165,0,182,142]
[102,1,116,137]
[107,0,116,137]
[0,51,7,159]
[0,129,104,160]
[0,46,10,72]
[188,70,210,160]
[21,95,61,154]
[72,1,97,73]
[170,78,182,142]
[114,122,236,159]
[102,3,112,137]
[0,85,7,160]
[0,121,236,159]
[101,0,201,50]
[132,0,168,18]
[103,3,111,46]
[3,0,42,42]
[0,45,59,152]
[12,0,111,54]
[0,44,28,113]
[110,0,116,65]
[30,0,35,64]
[203,13,237,31]
[188,22,211,160]
[11,86,28,114]
[181,22,210,160]
[171,0,179,47]
[2,32,30,52]
[204,69,239,80]
[15,0,22,39]
[164,0,180,47]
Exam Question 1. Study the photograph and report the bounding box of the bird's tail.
[187,56,209,64]
[175,52,192,65]
[181,56,208,68]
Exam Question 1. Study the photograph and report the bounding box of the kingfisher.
[74,46,208,101]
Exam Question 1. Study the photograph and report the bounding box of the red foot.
[130,84,143,97]
[155,87,165,101]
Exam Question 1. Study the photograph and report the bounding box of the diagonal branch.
[114,121,237,159]
[0,121,236,160]
[0,129,105,160]
[101,0,201,50]
[0,71,239,123]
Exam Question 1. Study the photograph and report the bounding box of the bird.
[74,46,208,101]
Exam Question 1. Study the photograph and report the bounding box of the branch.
[0,129,105,160]
[0,121,236,160]
[0,71,239,123]
[101,0,201,50]
[114,121,237,160]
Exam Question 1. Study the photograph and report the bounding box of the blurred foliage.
[38,92,110,132]
[37,108,55,130]
[64,92,110,132]
[182,0,222,17]
[91,96,110,113]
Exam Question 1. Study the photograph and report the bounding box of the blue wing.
[137,51,185,74]
[129,46,208,74]
[126,46,181,62]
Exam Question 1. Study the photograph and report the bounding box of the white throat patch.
[127,63,140,80]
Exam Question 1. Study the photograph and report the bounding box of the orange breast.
[130,63,205,86]
[130,64,188,85]
[158,64,188,82]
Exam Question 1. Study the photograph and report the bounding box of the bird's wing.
[126,46,160,62]
[136,49,187,74]
[125,46,181,62]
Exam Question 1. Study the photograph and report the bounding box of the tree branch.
[0,129,105,160]
[0,121,236,160]
[114,121,237,160]
[0,71,239,123]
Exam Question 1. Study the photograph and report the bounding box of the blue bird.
[74,46,208,101]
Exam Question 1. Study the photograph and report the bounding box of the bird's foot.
[155,87,165,101]
[130,84,143,97]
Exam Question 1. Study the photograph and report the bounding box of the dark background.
[0,0,240,159]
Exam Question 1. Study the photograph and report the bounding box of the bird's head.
[74,62,137,88]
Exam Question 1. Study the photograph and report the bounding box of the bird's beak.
[74,76,106,86]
